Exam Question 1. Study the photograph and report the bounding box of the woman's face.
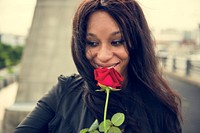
[86,11,129,78]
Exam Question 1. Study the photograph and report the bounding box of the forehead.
[87,10,120,33]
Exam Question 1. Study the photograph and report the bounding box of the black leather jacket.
[14,74,96,133]
[14,74,182,133]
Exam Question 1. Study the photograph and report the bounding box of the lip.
[94,62,119,68]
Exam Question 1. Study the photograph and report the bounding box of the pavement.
[164,70,200,88]
[0,83,18,133]
[166,75,200,133]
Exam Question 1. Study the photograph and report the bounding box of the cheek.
[118,46,129,59]
[120,51,129,68]
[119,49,129,60]
[85,48,93,61]
[122,53,129,60]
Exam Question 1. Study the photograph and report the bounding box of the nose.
[97,44,113,62]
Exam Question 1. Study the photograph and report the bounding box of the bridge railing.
[159,55,200,78]
[1,57,199,89]
[0,66,19,90]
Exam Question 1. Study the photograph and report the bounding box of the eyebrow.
[86,31,121,37]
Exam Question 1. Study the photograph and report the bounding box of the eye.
[111,39,125,46]
[86,41,99,47]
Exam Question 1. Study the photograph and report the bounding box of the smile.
[95,62,119,69]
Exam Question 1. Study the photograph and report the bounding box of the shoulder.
[43,74,90,132]
[56,74,84,94]
[53,74,85,106]
[58,74,83,83]
[39,74,85,112]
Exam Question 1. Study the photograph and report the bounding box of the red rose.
[94,67,124,89]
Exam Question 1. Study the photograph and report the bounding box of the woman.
[14,0,182,133]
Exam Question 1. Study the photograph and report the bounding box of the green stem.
[104,88,110,133]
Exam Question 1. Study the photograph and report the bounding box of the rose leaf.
[111,113,125,127]
[107,127,122,133]
[80,128,89,133]
[99,119,112,132]
[88,119,99,132]
[90,130,100,133]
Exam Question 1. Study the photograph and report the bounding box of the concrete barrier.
[159,56,200,86]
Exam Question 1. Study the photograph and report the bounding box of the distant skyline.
[0,0,200,36]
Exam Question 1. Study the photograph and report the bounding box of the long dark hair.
[72,0,182,132]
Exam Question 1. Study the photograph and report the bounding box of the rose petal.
[94,67,124,90]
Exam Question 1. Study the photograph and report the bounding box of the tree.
[0,42,23,69]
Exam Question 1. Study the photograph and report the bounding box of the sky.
[0,0,200,36]
[0,0,36,36]
[139,0,200,31]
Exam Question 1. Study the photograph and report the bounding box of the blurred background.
[0,0,200,133]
